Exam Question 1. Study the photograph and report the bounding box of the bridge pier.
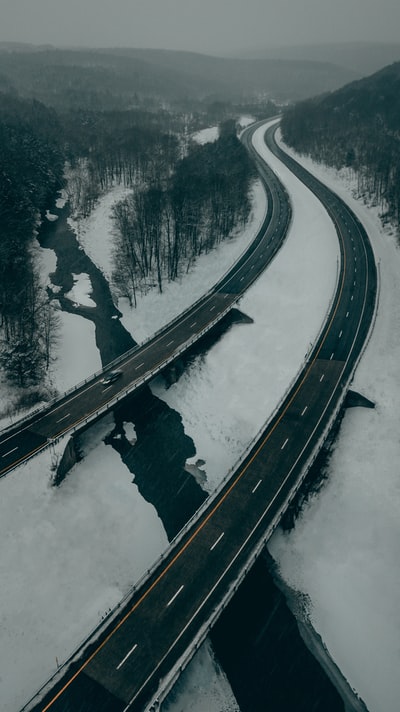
[344,389,375,409]
[53,435,82,485]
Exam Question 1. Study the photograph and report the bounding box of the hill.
[232,41,400,77]
[0,45,357,109]
[281,61,400,234]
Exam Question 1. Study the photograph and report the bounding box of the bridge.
[0,121,290,481]
[21,120,377,712]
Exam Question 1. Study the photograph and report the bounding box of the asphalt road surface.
[1,120,290,481]
[23,119,377,712]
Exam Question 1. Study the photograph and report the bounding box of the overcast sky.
[1,0,400,54]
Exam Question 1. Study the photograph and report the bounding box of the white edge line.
[110,122,376,712]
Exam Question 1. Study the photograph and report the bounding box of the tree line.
[281,62,400,234]
[0,93,64,389]
[111,120,256,305]
[62,108,181,219]
[0,94,183,391]
[0,85,257,396]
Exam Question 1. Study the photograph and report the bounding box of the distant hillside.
[233,41,400,77]
[0,41,54,53]
[281,61,400,234]
[0,45,357,109]
[100,47,358,99]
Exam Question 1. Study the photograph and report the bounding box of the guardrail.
[2,131,284,475]
[20,199,340,710]
[2,157,271,439]
[144,214,381,712]
[21,119,379,712]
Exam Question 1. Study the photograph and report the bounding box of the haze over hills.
[281,60,400,234]
[231,41,400,78]
[283,59,400,150]
[0,44,358,106]
[101,46,361,99]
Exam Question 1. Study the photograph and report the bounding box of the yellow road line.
[41,204,350,712]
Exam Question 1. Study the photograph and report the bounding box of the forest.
[4,45,395,399]
[0,48,268,396]
[281,61,400,234]
[112,120,255,304]
[0,45,356,107]
[0,94,64,390]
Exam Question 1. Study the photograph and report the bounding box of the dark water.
[210,554,346,712]
[40,201,211,537]
[38,203,136,366]
[39,200,353,712]
[104,389,207,540]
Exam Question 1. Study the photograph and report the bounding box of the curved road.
[1,122,290,479]
[24,120,377,712]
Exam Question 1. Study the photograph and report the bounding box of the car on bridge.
[101,369,123,385]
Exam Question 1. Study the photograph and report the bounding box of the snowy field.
[0,119,398,711]
[268,133,400,712]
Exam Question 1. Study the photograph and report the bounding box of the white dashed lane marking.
[166,585,184,608]
[210,532,225,551]
[116,643,138,671]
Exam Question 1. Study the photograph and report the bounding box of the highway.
[0,120,291,480]
[22,120,377,712]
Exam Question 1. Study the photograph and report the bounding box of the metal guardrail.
[144,219,381,712]
[20,204,341,711]
[1,164,271,439]
[1,137,280,475]
[131,125,382,710]
[21,120,379,712]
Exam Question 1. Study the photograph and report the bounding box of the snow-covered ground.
[34,221,103,396]
[192,125,219,144]
[268,134,400,712]
[0,118,398,711]
[151,125,339,491]
[161,638,240,712]
[67,185,131,284]
[65,273,96,308]
[50,311,101,393]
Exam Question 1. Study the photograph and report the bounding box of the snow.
[122,420,137,445]
[49,309,102,393]
[0,419,168,712]
[267,134,400,712]
[45,209,58,222]
[0,117,399,712]
[151,123,339,491]
[32,227,103,395]
[64,272,96,308]
[55,190,68,209]
[119,180,268,342]
[68,185,131,281]
[192,126,219,144]
[237,115,256,127]
[162,638,240,712]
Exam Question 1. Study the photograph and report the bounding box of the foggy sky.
[1,0,400,54]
